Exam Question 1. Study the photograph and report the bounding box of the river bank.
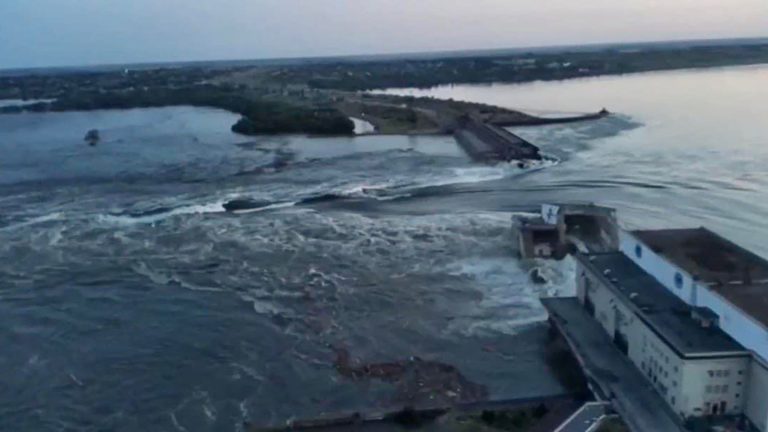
[0,80,606,137]
[2,39,766,137]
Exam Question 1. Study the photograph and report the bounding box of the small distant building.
[549,226,768,431]
[512,203,619,259]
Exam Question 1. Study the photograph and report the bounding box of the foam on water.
[0,211,63,232]
[98,201,229,225]
[230,201,297,214]
[441,255,576,336]
[0,105,576,432]
[350,117,376,135]
[132,261,225,292]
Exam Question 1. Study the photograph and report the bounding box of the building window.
[736,393,740,398]
[674,272,684,289]
[723,385,729,393]
[635,244,643,259]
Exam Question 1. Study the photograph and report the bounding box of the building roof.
[578,252,747,358]
[632,228,768,329]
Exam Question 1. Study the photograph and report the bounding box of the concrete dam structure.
[453,116,542,163]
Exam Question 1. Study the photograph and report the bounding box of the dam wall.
[454,117,542,163]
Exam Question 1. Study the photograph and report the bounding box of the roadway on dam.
[543,298,684,432]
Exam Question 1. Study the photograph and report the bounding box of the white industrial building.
[573,227,768,430]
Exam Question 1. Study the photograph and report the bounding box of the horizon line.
[2,34,768,74]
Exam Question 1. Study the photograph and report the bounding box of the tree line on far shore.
[0,85,355,136]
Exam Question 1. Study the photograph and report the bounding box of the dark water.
[3,65,768,431]
[0,107,570,431]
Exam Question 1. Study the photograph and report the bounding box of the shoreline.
[372,60,768,94]
[8,55,765,138]
[0,92,609,138]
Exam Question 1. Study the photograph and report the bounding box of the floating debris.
[84,129,100,146]
[332,346,489,406]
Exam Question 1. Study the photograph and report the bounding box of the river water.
[2,65,768,431]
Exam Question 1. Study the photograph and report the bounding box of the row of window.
[706,384,729,394]
[707,369,744,378]
[643,336,672,365]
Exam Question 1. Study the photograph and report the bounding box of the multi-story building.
[573,227,768,430]
[620,228,768,430]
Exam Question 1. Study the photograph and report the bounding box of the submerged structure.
[544,213,768,432]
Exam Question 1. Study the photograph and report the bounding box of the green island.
[1,39,767,135]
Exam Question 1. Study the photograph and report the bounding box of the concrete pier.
[453,117,542,163]
[542,297,685,432]
[512,203,619,260]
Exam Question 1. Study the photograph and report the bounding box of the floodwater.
[377,64,768,254]
[0,98,56,108]
[2,64,768,431]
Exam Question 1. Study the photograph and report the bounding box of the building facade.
[576,252,752,422]
[619,229,768,431]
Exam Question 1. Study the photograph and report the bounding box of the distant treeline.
[272,43,768,90]
[0,85,354,135]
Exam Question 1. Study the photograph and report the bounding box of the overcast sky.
[2,0,767,69]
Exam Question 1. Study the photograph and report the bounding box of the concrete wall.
[514,228,533,258]
[679,357,751,418]
[747,359,768,432]
[696,285,768,363]
[625,301,748,419]
[577,265,629,337]
[626,308,687,416]
[578,260,685,414]
[578,258,752,421]
[619,231,697,304]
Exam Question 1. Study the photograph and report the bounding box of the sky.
[1,0,767,69]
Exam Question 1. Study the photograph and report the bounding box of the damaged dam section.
[449,110,608,165]
[454,117,543,164]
